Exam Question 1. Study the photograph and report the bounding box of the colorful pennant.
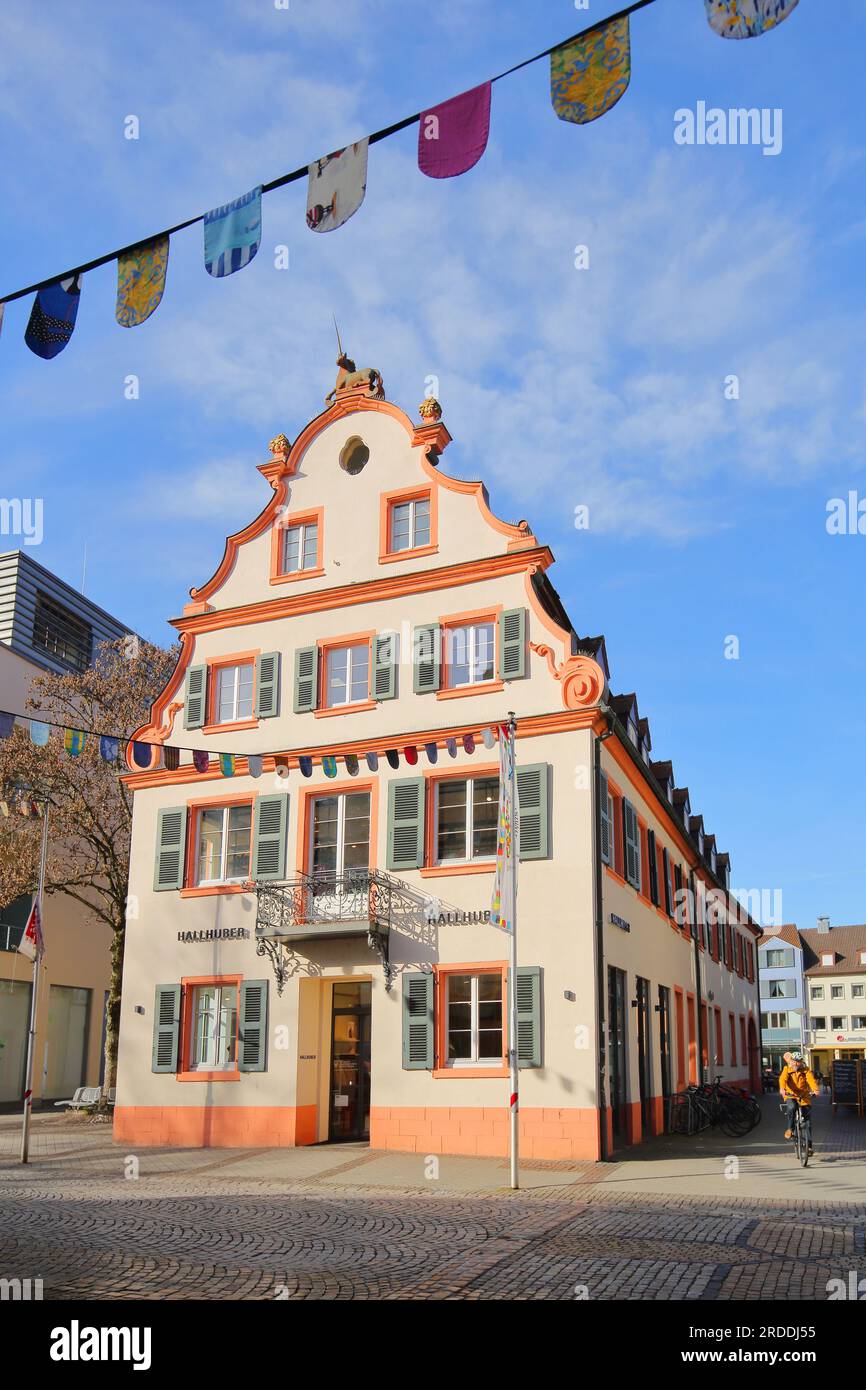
[424,742,438,764]
[482,726,496,749]
[298,755,313,778]
[219,753,236,777]
[345,753,359,777]
[99,735,119,762]
[25,276,82,359]
[704,0,799,39]
[0,713,14,739]
[116,234,169,326]
[193,750,209,774]
[204,187,262,277]
[322,755,338,778]
[551,16,631,124]
[418,83,492,179]
[365,751,379,772]
[29,720,50,746]
[163,745,180,772]
[247,754,263,778]
[306,141,368,232]
[64,729,86,757]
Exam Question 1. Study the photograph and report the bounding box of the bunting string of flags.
[0,705,511,786]
[0,0,803,356]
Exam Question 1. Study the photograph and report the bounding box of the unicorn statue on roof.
[325,319,385,404]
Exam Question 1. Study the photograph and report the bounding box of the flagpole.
[20,798,49,1165]
[507,711,519,1191]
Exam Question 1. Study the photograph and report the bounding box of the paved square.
[1,1096,864,1300]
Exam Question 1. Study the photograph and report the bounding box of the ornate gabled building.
[114,358,761,1159]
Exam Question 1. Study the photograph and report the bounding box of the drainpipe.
[593,718,614,1161]
[690,870,705,1084]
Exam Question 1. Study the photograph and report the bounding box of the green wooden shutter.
[515,966,541,1068]
[152,984,181,1073]
[413,623,440,693]
[293,645,318,713]
[238,979,268,1072]
[622,799,641,890]
[373,632,398,701]
[599,770,612,866]
[252,794,288,880]
[499,608,527,680]
[662,847,672,915]
[153,806,187,891]
[387,778,425,870]
[647,828,659,905]
[184,664,206,729]
[516,762,549,861]
[255,651,281,718]
[402,972,434,1069]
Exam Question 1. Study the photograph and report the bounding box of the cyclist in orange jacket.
[779,1053,820,1154]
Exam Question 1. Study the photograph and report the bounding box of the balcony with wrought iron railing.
[254,868,406,993]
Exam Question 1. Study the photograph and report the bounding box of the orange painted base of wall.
[113,1105,317,1148]
[369,1106,602,1160]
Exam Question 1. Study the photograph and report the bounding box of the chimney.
[817,915,830,934]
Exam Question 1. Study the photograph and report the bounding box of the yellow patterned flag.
[116,234,169,327]
[551,16,631,125]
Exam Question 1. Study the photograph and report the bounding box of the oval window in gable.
[339,436,369,475]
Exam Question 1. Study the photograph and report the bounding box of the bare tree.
[0,637,179,1095]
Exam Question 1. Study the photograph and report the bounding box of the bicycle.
[780,1096,812,1167]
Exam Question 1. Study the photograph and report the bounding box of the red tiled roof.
[799,924,866,976]
[757,923,803,951]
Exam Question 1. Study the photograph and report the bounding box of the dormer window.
[821,952,835,967]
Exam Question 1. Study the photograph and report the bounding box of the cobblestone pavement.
[0,1102,864,1300]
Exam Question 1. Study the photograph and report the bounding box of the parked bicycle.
[667,1075,761,1138]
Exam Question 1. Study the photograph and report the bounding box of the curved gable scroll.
[188,392,536,607]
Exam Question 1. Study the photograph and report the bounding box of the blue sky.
[1,0,865,929]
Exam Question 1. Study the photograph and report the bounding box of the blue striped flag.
[204,187,262,278]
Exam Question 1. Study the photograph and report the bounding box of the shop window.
[445,972,504,1066]
[190,983,238,1071]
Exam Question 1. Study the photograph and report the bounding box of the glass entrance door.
[636,976,652,1136]
[658,985,672,1105]
[608,966,628,1138]
[329,981,372,1142]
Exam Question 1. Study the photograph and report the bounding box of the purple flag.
[418,83,491,179]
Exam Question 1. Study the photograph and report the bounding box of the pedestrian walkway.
[607,1094,866,1205]
[0,1093,863,1202]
